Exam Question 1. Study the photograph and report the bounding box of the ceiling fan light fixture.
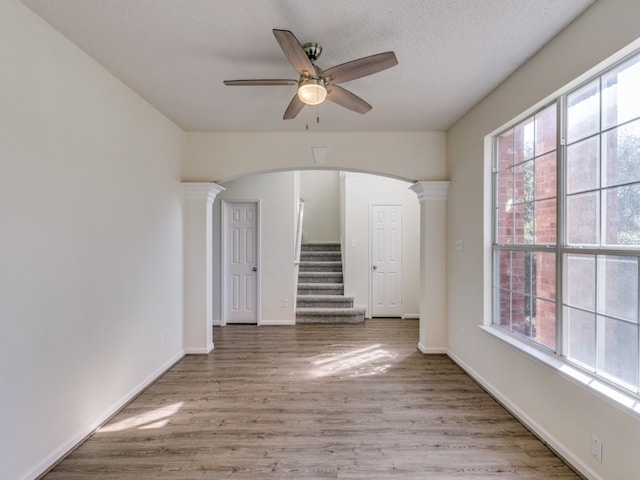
[297,78,327,105]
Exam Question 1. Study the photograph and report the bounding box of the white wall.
[446,1,640,479]
[0,2,185,479]
[299,170,340,243]
[342,173,420,317]
[184,131,447,182]
[213,172,297,325]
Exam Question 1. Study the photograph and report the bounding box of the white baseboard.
[260,319,296,326]
[447,350,602,480]
[184,343,214,355]
[26,350,185,480]
[417,342,448,354]
[402,313,420,319]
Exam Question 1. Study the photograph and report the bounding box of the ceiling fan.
[224,29,398,120]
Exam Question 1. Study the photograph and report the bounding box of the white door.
[224,201,258,324]
[371,205,403,317]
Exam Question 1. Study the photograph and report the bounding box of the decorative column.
[409,181,450,354]
[181,182,224,354]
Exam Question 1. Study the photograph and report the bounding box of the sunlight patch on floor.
[97,401,184,433]
[308,344,398,378]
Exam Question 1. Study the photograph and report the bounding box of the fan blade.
[283,95,305,120]
[224,79,297,86]
[326,85,372,114]
[323,52,398,84]
[273,29,315,76]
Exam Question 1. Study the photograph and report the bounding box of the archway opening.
[212,169,421,328]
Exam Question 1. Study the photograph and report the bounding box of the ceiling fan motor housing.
[303,42,322,61]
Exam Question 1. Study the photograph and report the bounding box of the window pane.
[602,120,640,188]
[534,252,556,301]
[524,251,537,296]
[496,168,514,243]
[514,160,534,204]
[566,254,595,310]
[497,250,513,290]
[535,151,556,200]
[515,119,535,163]
[567,79,600,144]
[532,297,556,350]
[496,288,511,329]
[604,184,640,246]
[511,250,526,293]
[511,292,528,337]
[534,198,557,244]
[535,104,557,156]
[524,294,534,336]
[597,255,638,322]
[496,205,514,244]
[567,136,599,194]
[497,129,515,170]
[566,192,599,245]
[514,202,535,244]
[565,306,596,368]
[494,249,557,346]
[602,53,640,130]
[600,316,639,388]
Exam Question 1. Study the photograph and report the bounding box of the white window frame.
[485,40,640,417]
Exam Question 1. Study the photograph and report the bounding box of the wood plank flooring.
[42,319,581,479]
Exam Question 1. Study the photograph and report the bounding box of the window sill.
[479,324,640,419]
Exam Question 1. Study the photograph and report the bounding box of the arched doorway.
[212,169,421,326]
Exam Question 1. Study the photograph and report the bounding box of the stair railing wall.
[293,200,304,309]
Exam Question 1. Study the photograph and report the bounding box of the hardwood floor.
[43,319,581,479]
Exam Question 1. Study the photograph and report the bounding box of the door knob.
[252,267,257,272]
[372,265,377,270]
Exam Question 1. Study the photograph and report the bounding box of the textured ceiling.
[21,0,594,132]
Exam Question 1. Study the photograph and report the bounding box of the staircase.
[296,243,366,324]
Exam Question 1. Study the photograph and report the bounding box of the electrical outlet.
[164,329,169,344]
[282,298,288,308]
[591,435,602,463]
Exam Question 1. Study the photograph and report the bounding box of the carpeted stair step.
[299,261,342,272]
[297,283,344,295]
[298,272,343,283]
[295,306,366,324]
[296,294,355,308]
[300,243,341,252]
[300,251,341,262]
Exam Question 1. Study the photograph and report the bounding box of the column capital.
[409,181,450,203]
[181,182,225,203]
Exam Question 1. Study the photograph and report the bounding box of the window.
[493,51,640,395]
[494,104,558,351]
